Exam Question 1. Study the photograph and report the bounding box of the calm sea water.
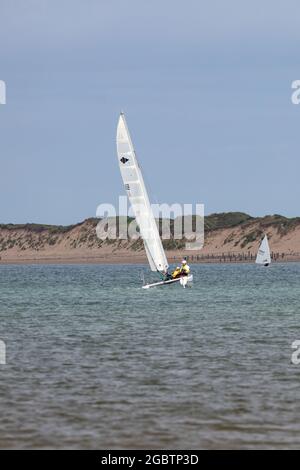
[0,262,300,449]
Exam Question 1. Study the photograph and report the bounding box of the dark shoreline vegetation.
[1,212,300,232]
[0,212,299,254]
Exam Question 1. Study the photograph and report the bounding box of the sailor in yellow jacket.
[171,266,181,279]
[172,260,190,279]
[180,259,190,275]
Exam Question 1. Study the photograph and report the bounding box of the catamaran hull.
[142,274,193,289]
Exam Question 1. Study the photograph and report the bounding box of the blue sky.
[0,0,299,224]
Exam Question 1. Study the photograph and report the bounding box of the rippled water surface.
[0,262,300,449]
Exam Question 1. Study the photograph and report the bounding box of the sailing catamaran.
[255,234,271,267]
[116,113,193,288]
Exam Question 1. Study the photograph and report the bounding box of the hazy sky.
[0,0,299,224]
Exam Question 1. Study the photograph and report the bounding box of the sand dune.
[0,213,299,264]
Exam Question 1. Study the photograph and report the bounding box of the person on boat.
[180,259,190,276]
[171,266,181,279]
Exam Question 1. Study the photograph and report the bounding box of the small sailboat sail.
[116,113,169,275]
[256,234,271,266]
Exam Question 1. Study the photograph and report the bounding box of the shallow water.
[0,262,300,449]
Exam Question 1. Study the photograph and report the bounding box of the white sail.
[116,113,169,273]
[256,235,271,265]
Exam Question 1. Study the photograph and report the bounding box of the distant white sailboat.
[255,234,271,267]
[116,113,193,288]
